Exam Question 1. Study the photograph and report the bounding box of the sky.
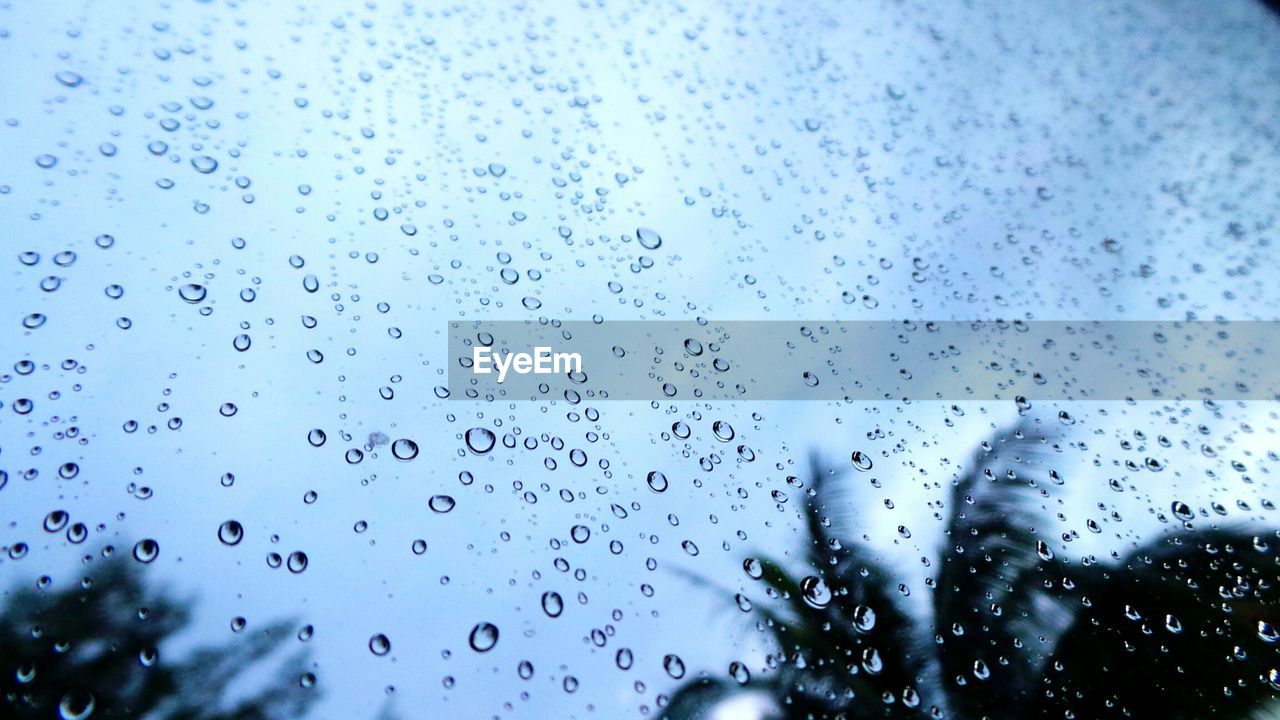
[2,0,1279,717]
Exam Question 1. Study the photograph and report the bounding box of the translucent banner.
[445,320,1280,402]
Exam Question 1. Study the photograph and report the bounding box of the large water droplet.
[178,284,207,303]
[854,604,877,633]
[712,420,735,442]
[391,438,419,460]
[58,690,95,720]
[799,575,832,608]
[663,653,686,679]
[465,427,496,454]
[1035,539,1055,561]
[851,450,873,471]
[542,591,563,618]
[469,622,499,652]
[636,227,663,250]
[217,520,244,546]
[191,155,219,174]
[287,550,309,573]
[133,539,160,563]
[54,71,83,88]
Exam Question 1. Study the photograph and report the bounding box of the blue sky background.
[2,1,1279,717]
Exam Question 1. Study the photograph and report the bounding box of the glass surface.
[2,1,1279,718]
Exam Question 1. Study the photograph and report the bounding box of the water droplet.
[469,622,499,652]
[44,510,69,533]
[712,420,735,442]
[55,71,83,88]
[542,591,563,618]
[369,634,391,656]
[217,520,244,546]
[58,690,95,720]
[465,427,496,454]
[646,471,668,493]
[854,604,877,633]
[133,538,160,563]
[799,576,832,608]
[663,653,686,679]
[191,155,219,174]
[391,438,419,460]
[636,227,663,250]
[1035,539,1055,561]
[178,284,207,303]
[851,450,873,471]
[429,495,456,513]
[287,550,309,573]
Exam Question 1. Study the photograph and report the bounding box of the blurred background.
[1,0,1278,718]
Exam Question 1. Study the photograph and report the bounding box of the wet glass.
[2,1,1279,718]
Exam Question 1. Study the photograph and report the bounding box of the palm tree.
[0,553,316,719]
[661,418,1280,719]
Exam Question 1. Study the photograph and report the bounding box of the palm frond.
[932,417,1068,717]
[1031,527,1280,720]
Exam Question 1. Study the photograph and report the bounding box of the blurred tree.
[662,419,1280,719]
[0,554,315,719]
